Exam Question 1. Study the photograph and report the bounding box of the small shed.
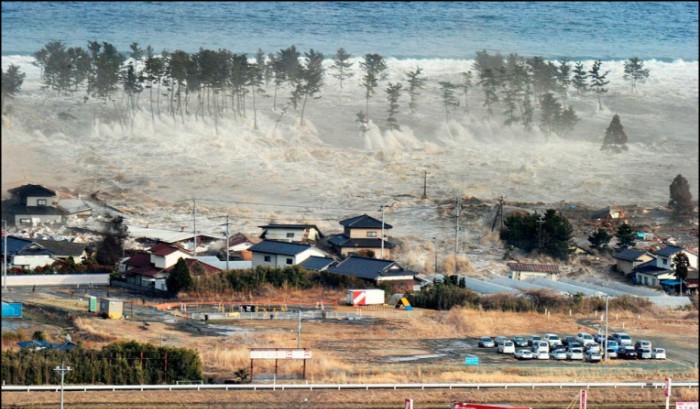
[507,262,559,281]
[99,298,123,319]
[1,302,23,318]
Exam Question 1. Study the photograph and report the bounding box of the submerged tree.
[96,216,128,269]
[385,82,403,131]
[672,252,690,294]
[588,228,612,251]
[668,174,693,221]
[500,209,573,261]
[571,62,588,95]
[588,60,609,110]
[329,47,354,89]
[601,114,628,152]
[438,81,459,122]
[359,53,387,119]
[459,71,473,112]
[166,258,193,294]
[1,64,26,113]
[405,66,426,115]
[291,49,324,126]
[623,57,650,93]
[478,68,499,117]
[614,223,636,251]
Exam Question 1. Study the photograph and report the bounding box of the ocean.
[1,1,698,60]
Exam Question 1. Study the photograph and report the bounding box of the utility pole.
[53,364,72,409]
[422,171,427,199]
[2,220,7,290]
[499,195,505,232]
[380,205,386,259]
[297,310,302,349]
[603,295,609,362]
[225,215,230,272]
[433,237,438,273]
[192,198,197,258]
[454,196,461,274]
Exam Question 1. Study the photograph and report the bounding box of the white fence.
[2,381,697,393]
[3,274,110,287]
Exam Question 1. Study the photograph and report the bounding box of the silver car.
[567,348,584,360]
[551,349,568,360]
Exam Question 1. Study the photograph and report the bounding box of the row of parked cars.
[477,331,666,362]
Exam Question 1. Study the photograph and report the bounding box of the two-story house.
[7,184,64,225]
[327,214,395,259]
[613,248,655,276]
[634,245,699,288]
[326,255,417,291]
[258,224,324,244]
[249,240,328,269]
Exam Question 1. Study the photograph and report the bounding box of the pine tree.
[166,258,194,294]
[556,59,571,97]
[291,49,324,126]
[438,81,459,122]
[615,223,636,250]
[385,82,403,131]
[359,53,387,119]
[405,66,426,115]
[588,228,612,251]
[588,60,609,110]
[96,216,128,269]
[329,48,354,89]
[1,64,26,112]
[478,68,499,117]
[672,252,690,294]
[459,71,473,112]
[623,57,650,93]
[601,114,628,152]
[668,174,693,220]
[571,62,588,95]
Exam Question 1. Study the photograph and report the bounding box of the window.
[366,231,377,238]
[286,258,293,265]
[37,199,47,206]
[286,232,295,238]
[19,218,31,224]
[264,255,271,262]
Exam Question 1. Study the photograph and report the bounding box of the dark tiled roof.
[16,243,53,257]
[3,236,33,256]
[10,204,64,216]
[299,256,336,271]
[654,245,684,257]
[249,240,312,256]
[328,256,411,280]
[339,214,392,229]
[258,224,324,237]
[9,184,57,198]
[165,259,221,274]
[150,243,187,256]
[614,249,647,262]
[327,234,395,249]
[634,260,671,276]
[124,253,152,268]
[507,262,559,274]
[228,233,253,247]
[33,239,86,257]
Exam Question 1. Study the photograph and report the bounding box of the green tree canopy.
[500,209,573,261]
[623,57,650,92]
[669,174,693,220]
[166,258,194,294]
[588,228,612,251]
[614,223,636,250]
[96,216,128,268]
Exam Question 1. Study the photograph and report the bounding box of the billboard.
[250,349,311,359]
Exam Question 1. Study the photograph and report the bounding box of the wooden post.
[250,358,254,382]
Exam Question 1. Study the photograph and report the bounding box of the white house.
[652,245,698,270]
[258,224,324,244]
[249,240,328,269]
[148,243,192,269]
[507,262,559,281]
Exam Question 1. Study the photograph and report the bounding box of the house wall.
[346,228,383,239]
[26,196,56,207]
[341,247,391,259]
[14,214,62,225]
[637,272,675,287]
[657,251,698,270]
[12,255,54,270]
[510,271,558,281]
[252,248,326,269]
[4,273,110,287]
[151,251,190,269]
[263,228,317,243]
[616,254,654,275]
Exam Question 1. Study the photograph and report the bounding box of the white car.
[585,343,601,353]
[567,348,584,360]
[585,350,601,362]
[515,349,534,360]
[498,340,516,354]
[494,336,509,346]
[533,349,549,360]
[605,348,618,359]
[528,335,543,346]
[532,340,549,354]
[551,349,568,360]
[651,348,666,359]
[612,332,633,347]
[576,332,595,346]
[544,333,563,348]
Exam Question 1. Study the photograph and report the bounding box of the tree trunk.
[300,92,308,126]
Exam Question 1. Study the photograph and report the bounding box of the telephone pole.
[53,364,72,409]
[433,236,438,273]
[192,198,197,258]
[422,171,427,199]
[380,205,386,259]
[454,196,461,273]
[2,220,7,290]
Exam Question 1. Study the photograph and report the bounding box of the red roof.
[150,243,187,256]
[124,253,151,267]
[507,262,560,274]
[164,259,222,274]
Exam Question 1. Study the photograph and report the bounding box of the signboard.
[250,349,311,360]
[451,404,530,409]
[580,389,587,409]
[676,403,699,409]
[665,377,672,397]
[465,355,479,365]
[404,398,413,409]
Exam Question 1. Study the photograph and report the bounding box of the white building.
[249,240,328,269]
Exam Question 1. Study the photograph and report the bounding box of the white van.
[543,333,562,348]
[576,332,595,346]
[498,340,516,354]
[531,340,549,354]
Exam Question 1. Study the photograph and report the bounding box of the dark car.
[512,336,529,348]
[618,349,638,359]
[563,336,578,346]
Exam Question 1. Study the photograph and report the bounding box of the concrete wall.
[347,228,382,239]
[26,196,56,207]
[4,273,110,287]
[14,214,63,225]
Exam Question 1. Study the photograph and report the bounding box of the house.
[652,245,698,271]
[148,243,192,269]
[634,259,674,287]
[327,214,395,259]
[4,236,53,271]
[128,227,220,253]
[298,256,336,272]
[258,224,324,244]
[7,184,64,225]
[193,256,252,271]
[327,255,417,290]
[32,239,88,264]
[634,245,699,289]
[507,262,559,281]
[223,233,256,260]
[613,248,654,275]
[591,206,625,224]
[249,240,328,269]
[57,198,93,219]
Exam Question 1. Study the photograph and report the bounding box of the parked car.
[618,349,638,359]
[606,340,620,352]
[612,332,633,346]
[515,349,534,360]
[544,333,563,348]
[562,336,578,346]
[585,350,602,362]
[585,343,601,353]
[528,335,543,346]
[637,348,652,359]
[478,337,496,348]
[533,349,549,360]
[512,336,528,347]
[498,341,516,354]
[605,348,618,359]
[567,348,584,360]
[593,333,607,344]
[651,348,666,359]
[634,340,652,350]
[576,332,595,346]
[551,349,568,360]
[494,336,509,346]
